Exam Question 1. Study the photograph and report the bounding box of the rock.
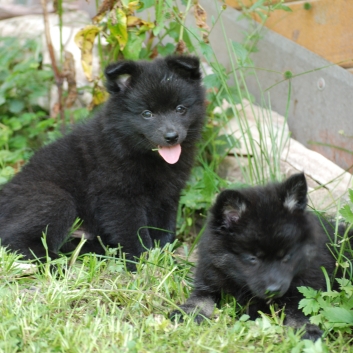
[219,100,352,213]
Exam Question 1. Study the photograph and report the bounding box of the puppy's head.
[205,173,318,300]
[103,56,206,162]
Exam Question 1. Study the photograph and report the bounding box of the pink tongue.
[158,144,182,164]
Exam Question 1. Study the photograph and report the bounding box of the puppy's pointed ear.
[165,55,202,80]
[282,173,308,212]
[104,61,139,93]
[211,189,248,230]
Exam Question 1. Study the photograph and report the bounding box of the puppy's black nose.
[164,132,179,144]
[265,285,282,298]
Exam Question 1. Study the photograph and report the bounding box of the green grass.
[0,244,351,353]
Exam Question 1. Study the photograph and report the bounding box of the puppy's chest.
[91,162,185,196]
[132,167,184,194]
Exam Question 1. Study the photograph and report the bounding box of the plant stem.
[178,0,193,42]
[40,0,65,133]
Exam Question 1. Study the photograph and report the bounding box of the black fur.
[0,55,206,267]
[171,173,350,340]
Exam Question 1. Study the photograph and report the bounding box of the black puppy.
[172,173,350,340]
[0,55,206,267]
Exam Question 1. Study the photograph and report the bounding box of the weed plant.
[0,37,89,186]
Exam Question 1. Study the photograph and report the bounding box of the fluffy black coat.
[172,173,348,340]
[0,55,205,266]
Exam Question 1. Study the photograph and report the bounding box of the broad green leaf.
[298,298,321,316]
[153,0,165,36]
[248,0,265,12]
[297,286,319,299]
[122,31,145,60]
[157,43,175,56]
[9,135,27,149]
[7,117,22,131]
[166,22,180,41]
[322,307,353,324]
[8,99,24,114]
[303,338,327,353]
[232,41,248,63]
[309,313,323,326]
[199,42,213,61]
[276,4,293,12]
[214,134,240,156]
[339,204,353,223]
[239,314,250,322]
[108,8,128,51]
[255,11,268,22]
[153,24,163,36]
[336,277,353,296]
[138,0,154,11]
[203,73,221,90]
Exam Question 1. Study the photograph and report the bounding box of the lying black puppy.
[172,173,351,340]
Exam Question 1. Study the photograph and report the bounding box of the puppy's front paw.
[169,307,207,324]
[301,324,323,341]
[170,296,215,324]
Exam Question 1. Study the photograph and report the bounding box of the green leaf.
[256,11,268,22]
[309,314,323,326]
[8,99,24,114]
[18,112,39,126]
[7,118,22,131]
[297,286,319,299]
[199,42,213,61]
[336,278,353,296]
[9,135,27,150]
[153,0,166,36]
[276,4,293,12]
[339,204,353,223]
[203,73,221,90]
[165,22,180,41]
[248,0,265,12]
[138,0,155,11]
[122,31,145,60]
[108,9,128,51]
[303,338,327,353]
[179,190,208,209]
[322,307,353,324]
[231,41,248,63]
[214,134,240,156]
[157,43,175,56]
[239,314,250,322]
[298,298,321,316]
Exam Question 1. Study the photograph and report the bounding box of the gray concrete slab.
[199,1,353,172]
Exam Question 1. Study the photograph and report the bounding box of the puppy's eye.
[176,105,187,115]
[282,254,291,263]
[141,110,153,119]
[244,255,258,265]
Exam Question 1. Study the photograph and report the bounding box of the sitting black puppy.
[0,55,206,268]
